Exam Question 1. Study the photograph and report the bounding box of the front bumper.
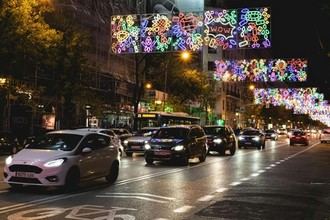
[3,163,69,186]
[238,140,262,147]
[145,150,187,161]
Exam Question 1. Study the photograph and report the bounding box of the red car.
[290,131,309,146]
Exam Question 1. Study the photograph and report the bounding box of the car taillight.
[302,136,307,138]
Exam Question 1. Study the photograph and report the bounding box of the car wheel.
[229,143,236,156]
[126,152,133,157]
[257,145,262,150]
[199,147,207,162]
[145,157,154,165]
[180,156,189,166]
[290,142,293,146]
[262,143,266,149]
[219,148,226,156]
[106,161,119,184]
[9,183,23,190]
[65,167,80,191]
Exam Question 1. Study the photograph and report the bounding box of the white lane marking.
[251,173,260,177]
[216,187,228,193]
[276,162,281,164]
[101,193,175,201]
[241,177,250,181]
[229,181,241,186]
[197,195,214,202]
[265,167,272,170]
[0,194,65,211]
[270,164,276,167]
[96,195,170,204]
[0,194,87,214]
[154,218,170,220]
[173,205,194,213]
[0,142,303,214]
[0,190,8,194]
[258,170,265,173]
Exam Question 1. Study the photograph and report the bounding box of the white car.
[320,129,330,143]
[76,128,124,157]
[4,130,120,190]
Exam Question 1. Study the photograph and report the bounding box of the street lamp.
[180,51,191,61]
[249,84,255,91]
[145,82,152,90]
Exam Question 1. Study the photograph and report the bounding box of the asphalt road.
[0,137,329,220]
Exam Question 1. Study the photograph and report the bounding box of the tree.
[0,0,62,78]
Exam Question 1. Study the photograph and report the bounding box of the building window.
[208,61,216,71]
[208,47,217,54]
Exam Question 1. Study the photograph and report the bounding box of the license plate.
[15,172,34,178]
[154,150,171,156]
[245,142,252,145]
[131,146,141,149]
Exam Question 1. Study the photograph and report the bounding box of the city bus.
[136,112,200,130]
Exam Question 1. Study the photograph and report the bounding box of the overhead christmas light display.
[254,88,330,126]
[214,58,307,82]
[111,15,140,54]
[111,7,271,54]
[140,12,204,53]
[204,7,271,50]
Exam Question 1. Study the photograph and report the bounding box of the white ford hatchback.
[3,130,120,190]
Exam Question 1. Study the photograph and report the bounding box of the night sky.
[219,0,330,98]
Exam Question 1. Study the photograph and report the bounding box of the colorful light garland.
[111,15,140,54]
[204,8,271,49]
[111,7,271,54]
[214,58,308,82]
[254,88,330,126]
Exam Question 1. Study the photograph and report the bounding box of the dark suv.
[203,125,237,156]
[144,125,208,165]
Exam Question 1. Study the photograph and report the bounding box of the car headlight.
[271,134,276,137]
[5,156,13,165]
[144,143,151,150]
[213,138,222,144]
[173,145,184,151]
[238,136,244,140]
[253,136,260,141]
[44,159,66,168]
[123,140,128,146]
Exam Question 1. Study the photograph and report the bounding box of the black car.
[0,132,20,155]
[264,129,278,140]
[238,129,266,149]
[144,125,208,165]
[203,125,236,156]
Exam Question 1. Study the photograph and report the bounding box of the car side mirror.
[82,147,92,154]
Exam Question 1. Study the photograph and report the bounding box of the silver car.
[122,127,160,157]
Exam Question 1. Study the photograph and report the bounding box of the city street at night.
[0,137,329,220]
[1,0,329,219]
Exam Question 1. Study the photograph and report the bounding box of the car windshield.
[293,131,305,136]
[203,127,225,136]
[265,130,275,133]
[26,133,83,151]
[242,130,260,135]
[113,129,129,135]
[136,129,158,136]
[153,128,189,139]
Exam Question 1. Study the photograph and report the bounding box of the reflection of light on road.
[257,170,265,173]
[173,205,194,213]
[241,177,250,181]
[216,187,228,193]
[251,173,260,177]
[230,181,241,186]
[197,195,215,202]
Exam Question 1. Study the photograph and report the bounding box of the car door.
[226,127,236,148]
[94,134,116,175]
[78,134,100,180]
[196,127,206,154]
[188,128,197,156]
